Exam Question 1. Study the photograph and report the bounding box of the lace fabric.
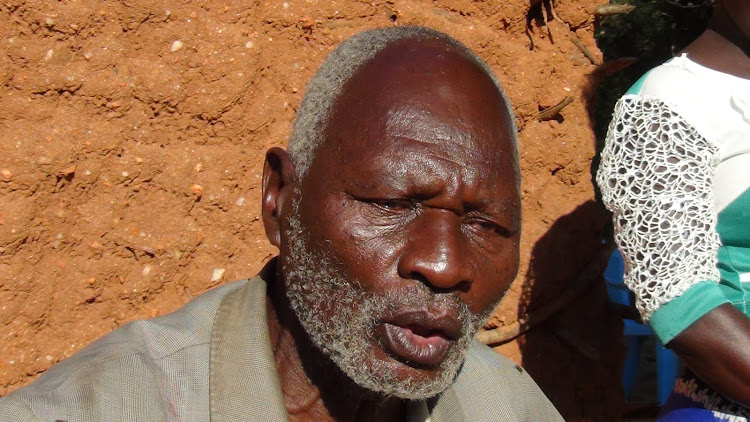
[597,95,722,320]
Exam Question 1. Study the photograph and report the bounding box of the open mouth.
[379,310,462,368]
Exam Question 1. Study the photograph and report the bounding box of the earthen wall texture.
[1,0,621,419]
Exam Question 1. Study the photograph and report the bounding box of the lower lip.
[381,323,453,367]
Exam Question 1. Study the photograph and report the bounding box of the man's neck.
[265,282,407,422]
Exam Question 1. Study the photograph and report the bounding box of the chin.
[335,339,468,400]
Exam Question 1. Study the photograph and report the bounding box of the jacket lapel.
[209,267,289,422]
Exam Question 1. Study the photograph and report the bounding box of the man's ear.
[262,147,297,248]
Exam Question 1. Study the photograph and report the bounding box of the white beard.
[281,198,491,399]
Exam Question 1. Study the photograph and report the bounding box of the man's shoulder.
[0,278,256,421]
[430,341,563,421]
[461,341,541,390]
[23,278,250,388]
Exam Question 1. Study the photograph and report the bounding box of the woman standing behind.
[597,0,750,419]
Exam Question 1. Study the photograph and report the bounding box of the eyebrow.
[350,163,520,214]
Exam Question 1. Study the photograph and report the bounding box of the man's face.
[278,39,520,399]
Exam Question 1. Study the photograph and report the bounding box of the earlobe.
[262,147,297,247]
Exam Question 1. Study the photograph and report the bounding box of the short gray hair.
[287,25,518,179]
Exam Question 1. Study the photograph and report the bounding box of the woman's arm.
[670,304,750,406]
[597,94,750,402]
[597,95,724,334]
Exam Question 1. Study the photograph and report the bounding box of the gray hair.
[287,25,518,179]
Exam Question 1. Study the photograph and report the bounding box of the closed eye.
[465,218,513,238]
[372,199,414,212]
[346,192,417,213]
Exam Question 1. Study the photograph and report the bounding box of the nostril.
[451,280,471,293]
[430,280,471,294]
[407,271,429,286]
[406,271,471,293]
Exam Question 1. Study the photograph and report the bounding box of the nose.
[397,210,475,292]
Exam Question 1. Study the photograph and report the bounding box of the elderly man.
[0,26,561,421]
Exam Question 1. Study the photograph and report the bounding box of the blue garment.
[658,374,749,422]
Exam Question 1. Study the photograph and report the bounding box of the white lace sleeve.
[597,96,722,320]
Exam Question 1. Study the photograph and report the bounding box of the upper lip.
[381,309,463,340]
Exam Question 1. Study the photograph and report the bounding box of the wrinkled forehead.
[321,38,516,176]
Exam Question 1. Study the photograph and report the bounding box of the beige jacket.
[0,264,562,421]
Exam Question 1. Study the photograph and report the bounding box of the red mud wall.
[0,0,622,419]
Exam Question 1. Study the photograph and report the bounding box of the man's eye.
[467,219,511,238]
[374,199,412,211]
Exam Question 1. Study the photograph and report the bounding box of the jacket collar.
[209,260,289,422]
[207,259,467,422]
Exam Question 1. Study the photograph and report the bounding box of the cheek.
[311,200,406,282]
[339,222,404,278]
[466,240,520,313]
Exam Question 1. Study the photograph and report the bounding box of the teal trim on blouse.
[649,281,730,345]
[625,70,653,96]
[650,188,750,344]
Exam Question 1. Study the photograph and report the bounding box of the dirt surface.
[1,0,622,419]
